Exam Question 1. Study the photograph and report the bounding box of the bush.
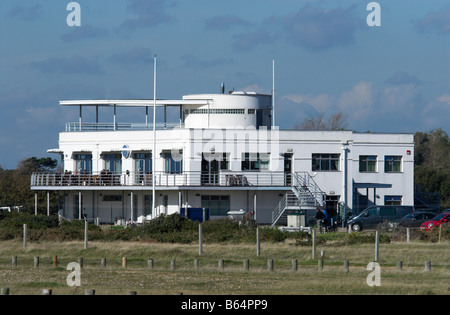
[345,232,390,245]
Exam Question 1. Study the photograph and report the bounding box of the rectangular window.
[163,151,183,174]
[201,195,230,216]
[385,195,402,206]
[385,156,402,172]
[359,155,377,172]
[144,195,153,216]
[103,153,122,173]
[248,109,256,114]
[74,154,92,174]
[380,206,395,216]
[241,153,269,171]
[102,195,122,202]
[134,153,152,173]
[312,154,340,171]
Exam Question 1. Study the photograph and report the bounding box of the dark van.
[348,205,414,232]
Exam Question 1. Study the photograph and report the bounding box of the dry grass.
[0,239,449,295]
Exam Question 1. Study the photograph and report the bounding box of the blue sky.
[0,0,449,169]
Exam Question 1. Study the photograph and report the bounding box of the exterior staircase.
[271,172,325,226]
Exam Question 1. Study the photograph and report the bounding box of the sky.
[0,0,449,169]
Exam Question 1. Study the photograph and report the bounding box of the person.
[322,209,329,232]
[315,207,325,233]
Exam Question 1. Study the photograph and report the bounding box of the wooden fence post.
[84,219,88,249]
[199,223,203,256]
[292,259,298,272]
[312,229,316,259]
[318,259,323,271]
[268,259,273,271]
[375,231,379,262]
[256,227,260,257]
[33,256,39,268]
[343,260,349,273]
[425,261,431,272]
[243,259,249,271]
[23,224,27,249]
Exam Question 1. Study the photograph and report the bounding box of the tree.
[414,129,450,208]
[17,157,58,174]
[294,111,348,131]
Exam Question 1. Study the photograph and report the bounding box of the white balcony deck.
[31,171,292,191]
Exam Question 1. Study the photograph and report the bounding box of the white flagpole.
[272,59,275,129]
[152,54,157,218]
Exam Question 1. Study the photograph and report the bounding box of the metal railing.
[65,122,184,132]
[271,172,326,226]
[31,171,292,188]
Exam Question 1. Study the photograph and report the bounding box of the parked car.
[348,205,414,232]
[398,211,437,228]
[420,212,450,231]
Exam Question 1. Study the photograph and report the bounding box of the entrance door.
[201,154,219,185]
[284,153,293,186]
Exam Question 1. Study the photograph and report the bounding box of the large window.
[385,156,402,172]
[359,155,377,172]
[134,153,152,174]
[241,153,269,171]
[201,195,230,216]
[103,153,122,173]
[312,154,340,171]
[74,154,92,174]
[144,195,153,216]
[163,151,183,174]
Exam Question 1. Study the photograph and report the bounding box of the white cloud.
[337,81,375,120]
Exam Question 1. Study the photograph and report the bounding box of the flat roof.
[59,99,210,107]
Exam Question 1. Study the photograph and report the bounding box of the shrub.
[345,232,390,245]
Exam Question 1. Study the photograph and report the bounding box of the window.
[248,109,256,114]
[102,195,122,202]
[188,108,245,114]
[163,151,183,174]
[144,195,153,216]
[241,153,269,171]
[367,208,377,216]
[385,196,402,206]
[385,156,402,172]
[134,153,152,173]
[74,154,92,174]
[380,207,395,216]
[103,153,122,173]
[359,156,377,172]
[312,154,340,171]
[201,195,230,216]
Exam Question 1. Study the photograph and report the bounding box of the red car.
[420,212,450,231]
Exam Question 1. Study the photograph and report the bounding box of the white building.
[31,90,414,226]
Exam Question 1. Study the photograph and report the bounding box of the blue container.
[180,208,209,223]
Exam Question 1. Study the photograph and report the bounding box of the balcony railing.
[31,171,292,188]
[65,122,184,132]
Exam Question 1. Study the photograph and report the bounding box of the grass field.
[0,236,449,295]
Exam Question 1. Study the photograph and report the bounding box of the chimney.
[220,83,225,94]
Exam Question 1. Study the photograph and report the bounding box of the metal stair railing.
[271,172,325,226]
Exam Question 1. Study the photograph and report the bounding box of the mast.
[272,59,275,129]
[152,55,157,218]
